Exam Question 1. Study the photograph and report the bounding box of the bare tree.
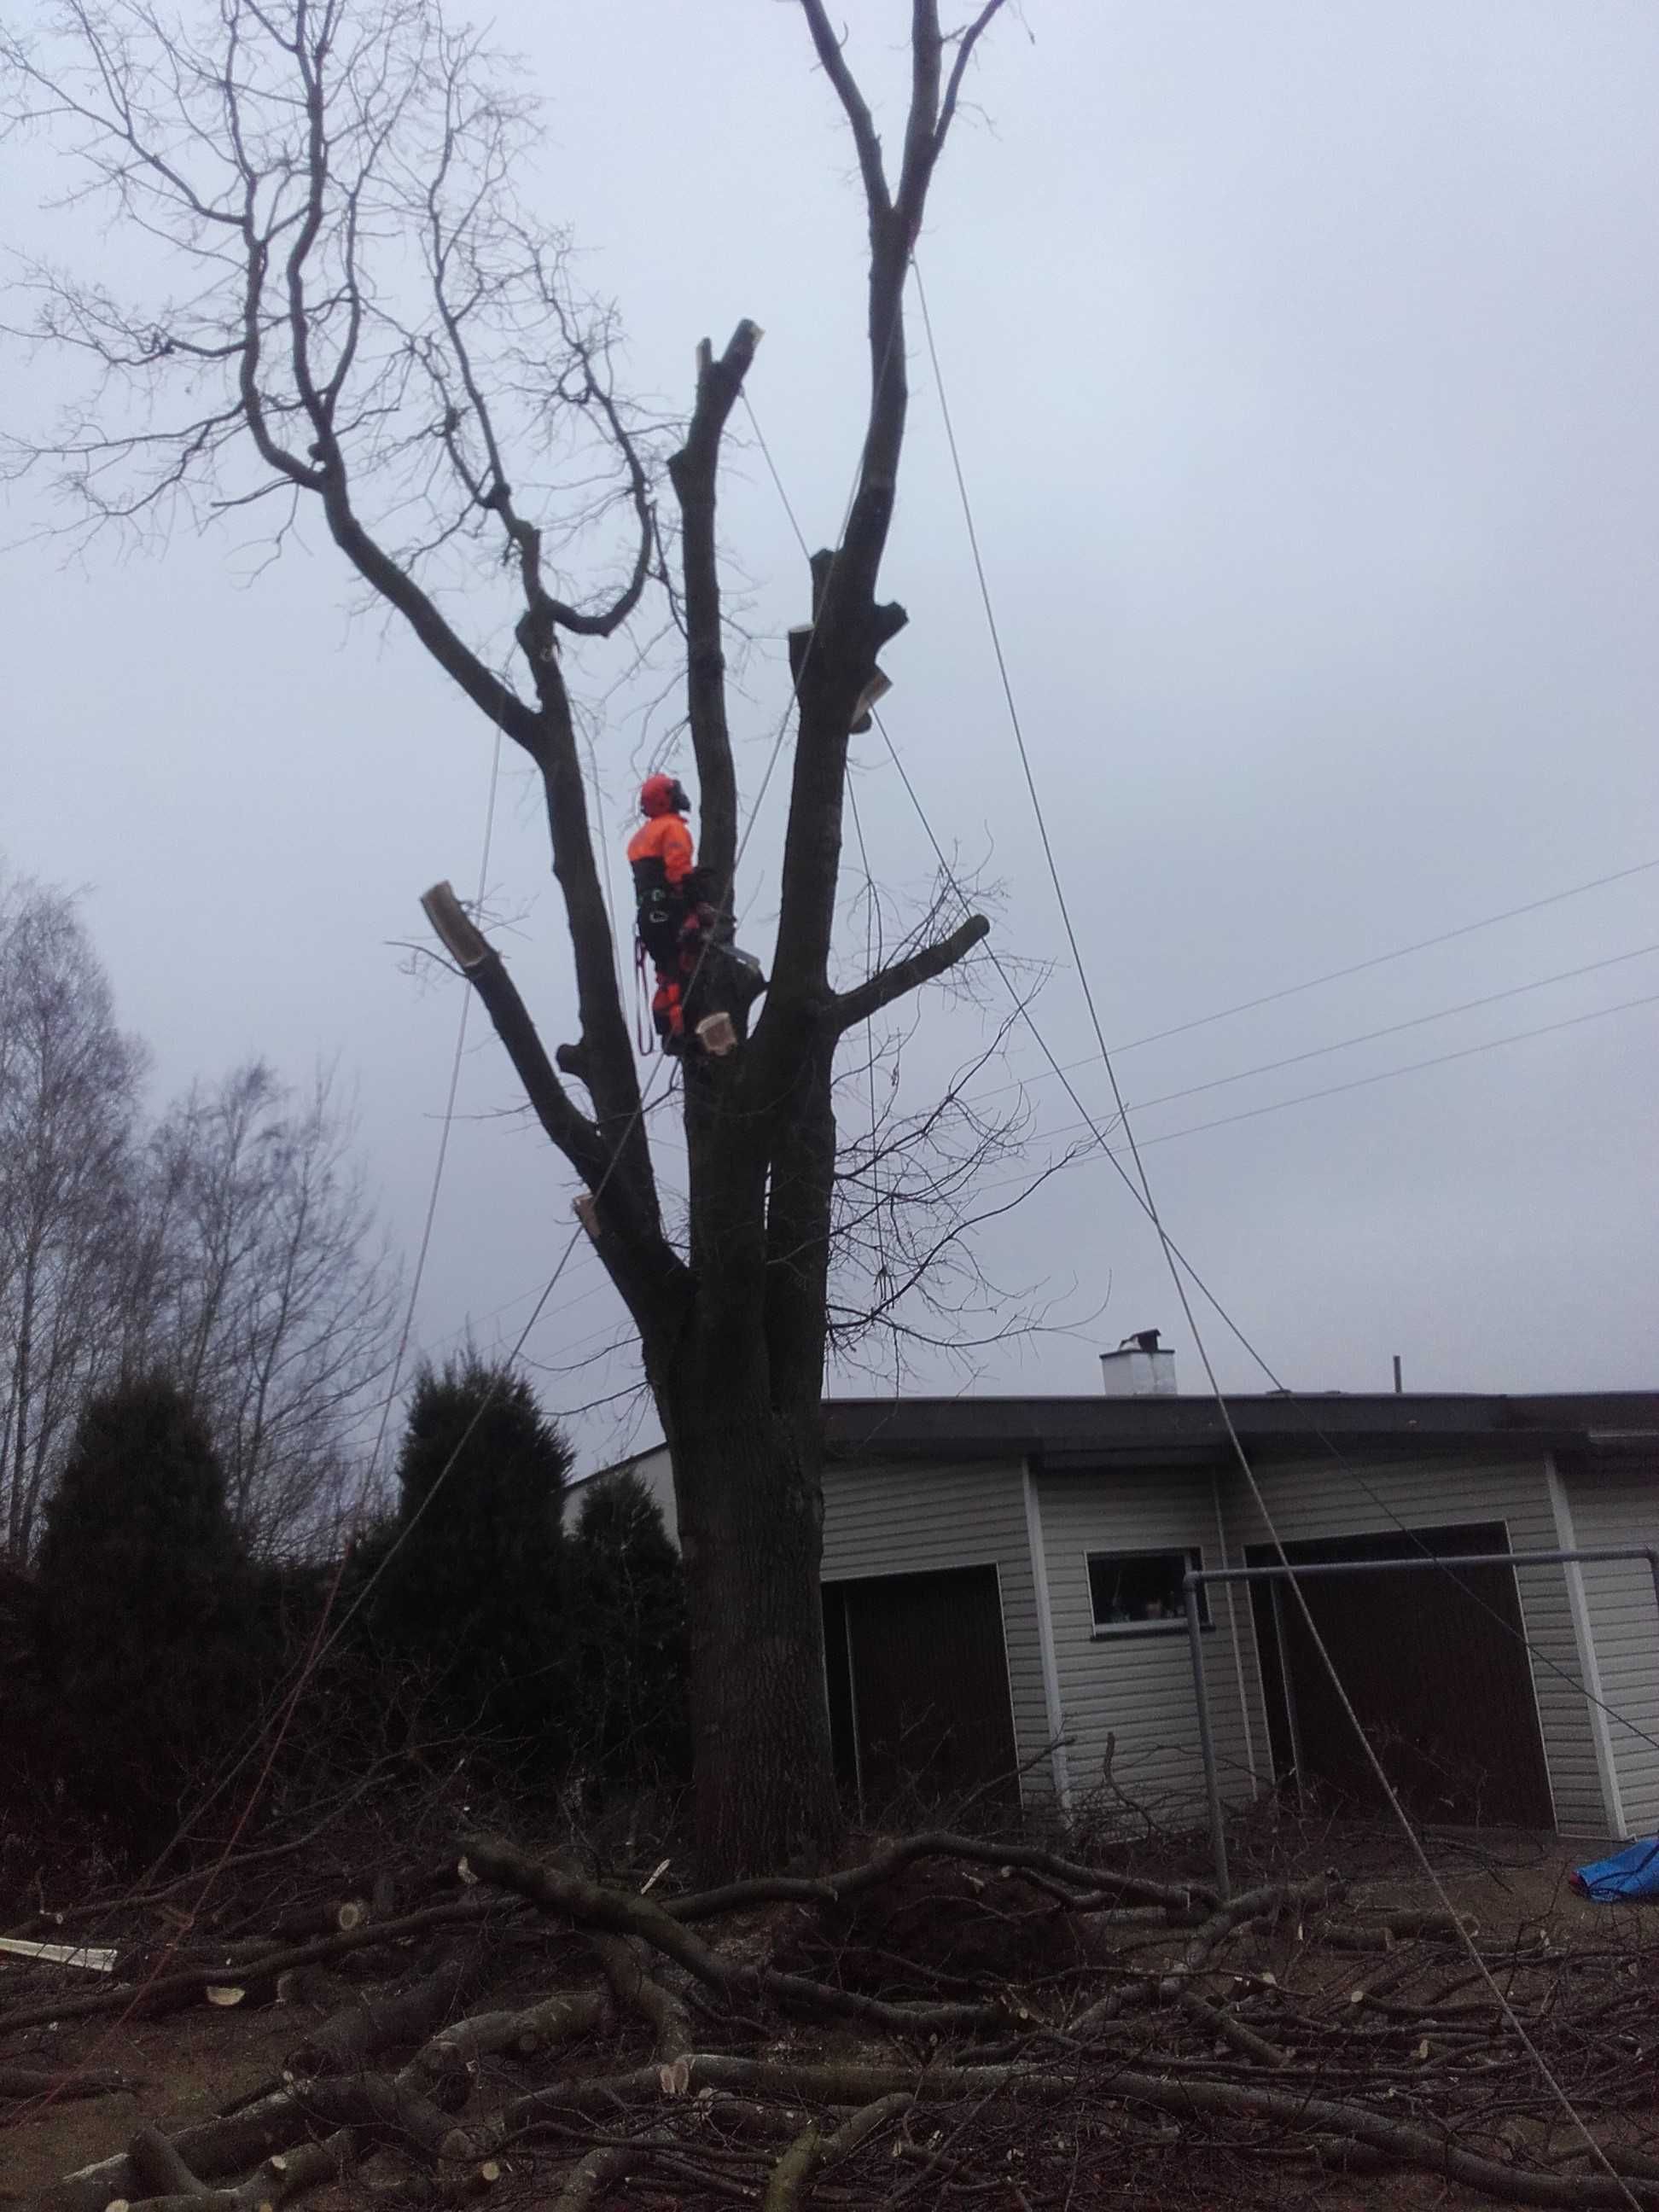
[0,880,396,1561]
[0,870,147,1562]
[139,1062,399,1557]
[5,0,1010,1871]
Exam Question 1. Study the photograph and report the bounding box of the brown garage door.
[823,1566,1019,1819]
[1249,1522,1554,1828]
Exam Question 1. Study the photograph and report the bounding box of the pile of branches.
[7,1827,1659,2210]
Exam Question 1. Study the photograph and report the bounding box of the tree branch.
[760,0,1005,1061]
[419,886,684,1334]
[538,331,656,641]
[894,1,1010,239]
[939,3,1009,147]
[320,482,540,748]
[830,912,989,1033]
[794,1,892,223]
[420,886,603,1176]
[667,318,762,899]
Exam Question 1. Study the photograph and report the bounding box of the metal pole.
[1185,1573,1229,1898]
[1184,1545,1659,1874]
[1392,1354,1403,1394]
[1192,1545,1654,1591]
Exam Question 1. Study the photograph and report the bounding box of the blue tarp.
[1571,1838,1659,1901]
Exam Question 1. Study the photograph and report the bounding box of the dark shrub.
[35,1374,250,1860]
[372,1356,571,1767]
[566,1469,688,1786]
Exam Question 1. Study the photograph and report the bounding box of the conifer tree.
[376,1356,571,1762]
[36,1374,247,1858]
[568,1470,688,1785]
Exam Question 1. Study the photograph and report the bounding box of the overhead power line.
[950,986,1659,1219]
[1111,854,1659,1059]
[1009,983,1659,1170]
[968,935,1659,1124]
[1128,941,1659,1113]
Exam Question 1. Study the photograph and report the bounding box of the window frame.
[1084,1545,1212,1639]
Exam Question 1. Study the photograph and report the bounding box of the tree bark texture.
[665,1371,840,1871]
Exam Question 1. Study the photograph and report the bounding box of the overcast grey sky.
[7,0,1657,1471]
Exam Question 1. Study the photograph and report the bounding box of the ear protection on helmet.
[639,772,693,818]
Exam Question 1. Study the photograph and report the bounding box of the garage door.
[822,1566,1019,1819]
[1249,1522,1554,1828]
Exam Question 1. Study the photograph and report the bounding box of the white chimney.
[1100,1329,1178,1398]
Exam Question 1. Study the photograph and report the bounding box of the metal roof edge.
[823,1389,1659,1462]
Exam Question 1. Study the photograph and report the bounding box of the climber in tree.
[628,773,701,1052]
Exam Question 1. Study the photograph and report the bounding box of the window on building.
[1086,1548,1209,1636]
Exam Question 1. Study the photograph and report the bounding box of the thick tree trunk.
[663,1367,841,1876]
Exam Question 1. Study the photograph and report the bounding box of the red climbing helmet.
[639,772,690,818]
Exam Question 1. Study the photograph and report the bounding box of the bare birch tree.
[0,877,396,1559]
[4,0,1011,1871]
[140,1063,399,1557]
[0,870,146,1562]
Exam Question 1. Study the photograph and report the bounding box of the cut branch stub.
[831,912,990,1033]
[421,882,490,972]
[416,885,612,1199]
[786,625,894,735]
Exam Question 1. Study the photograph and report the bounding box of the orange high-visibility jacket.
[626,812,695,888]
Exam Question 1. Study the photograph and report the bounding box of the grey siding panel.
[635,1446,678,1548]
[1224,1455,1604,1835]
[821,1458,1050,1799]
[1034,1469,1262,1821]
[568,1448,678,1545]
[1563,1464,1659,1836]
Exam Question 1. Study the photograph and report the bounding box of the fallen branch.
[671,1830,1213,1924]
[0,2063,138,2100]
[480,2052,1659,2208]
[462,1837,1004,2037]
[128,2123,212,2197]
[584,1931,692,2063]
[819,2089,914,2167]
[33,2088,329,2212]
[1161,1872,1341,1994]
[549,2135,666,2212]
[284,1941,498,2077]
[268,1899,371,1944]
[1171,1984,1286,2067]
[31,2039,459,2212]
[761,2122,821,2212]
[410,1988,607,2095]
[0,1897,506,2040]
[102,2129,354,2212]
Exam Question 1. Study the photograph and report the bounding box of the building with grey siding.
[577,1386,1659,1841]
